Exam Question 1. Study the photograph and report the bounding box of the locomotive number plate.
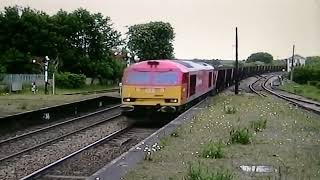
[145,88,155,93]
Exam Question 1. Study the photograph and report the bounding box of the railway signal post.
[44,56,50,94]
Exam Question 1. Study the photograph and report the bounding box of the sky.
[0,0,319,60]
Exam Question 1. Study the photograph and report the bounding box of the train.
[120,59,286,114]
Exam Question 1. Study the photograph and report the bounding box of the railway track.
[248,75,268,97]
[0,105,130,179]
[262,76,320,115]
[20,126,157,180]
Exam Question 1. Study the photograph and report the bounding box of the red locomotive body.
[121,60,218,112]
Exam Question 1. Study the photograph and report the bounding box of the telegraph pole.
[290,45,295,81]
[235,27,239,95]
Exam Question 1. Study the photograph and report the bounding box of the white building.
[286,54,306,72]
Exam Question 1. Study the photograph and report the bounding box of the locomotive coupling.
[160,106,176,113]
[120,105,134,112]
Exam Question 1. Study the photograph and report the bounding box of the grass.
[280,81,320,102]
[229,128,251,144]
[201,142,224,159]
[0,90,119,117]
[125,95,320,180]
[223,104,236,114]
[0,84,119,117]
[186,162,233,180]
[55,84,117,95]
[0,84,117,96]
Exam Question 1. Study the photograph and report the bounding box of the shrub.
[250,119,267,132]
[293,63,320,84]
[201,142,224,159]
[55,72,86,89]
[186,162,233,180]
[229,128,251,144]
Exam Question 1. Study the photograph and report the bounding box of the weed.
[224,105,236,114]
[171,130,179,137]
[160,137,169,147]
[20,103,27,110]
[201,142,224,159]
[293,88,303,94]
[185,162,234,180]
[229,128,251,144]
[250,119,267,132]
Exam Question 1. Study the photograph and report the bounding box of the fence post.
[52,73,55,95]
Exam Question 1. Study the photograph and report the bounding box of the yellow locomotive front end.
[120,61,187,113]
[121,84,183,112]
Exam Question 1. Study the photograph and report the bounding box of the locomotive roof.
[128,59,214,72]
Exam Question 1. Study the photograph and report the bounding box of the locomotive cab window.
[208,72,213,87]
[189,75,196,96]
[153,71,179,85]
[126,71,151,84]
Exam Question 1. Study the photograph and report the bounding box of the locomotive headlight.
[171,99,178,103]
[165,99,178,103]
[124,98,130,102]
[123,98,135,102]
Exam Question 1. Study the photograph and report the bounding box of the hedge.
[293,63,320,84]
[56,72,86,89]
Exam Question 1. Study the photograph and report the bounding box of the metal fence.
[1,74,47,85]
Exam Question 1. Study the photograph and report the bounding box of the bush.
[201,142,224,159]
[229,128,251,144]
[293,63,320,84]
[56,72,86,89]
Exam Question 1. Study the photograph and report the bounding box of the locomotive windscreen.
[127,71,151,84]
[126,71,179,85]
[153,72,179,85]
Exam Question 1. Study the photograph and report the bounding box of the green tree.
[127,21,175,60]
[306,56,320,65]
[247,52,273,64]
[0,6,124,81]
[50,8,123,79]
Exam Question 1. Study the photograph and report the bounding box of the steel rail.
[262,76,320,115]
[0,113,122,162]
[20,126,131,180]
[0,104,120,146]
[249,76,267,97]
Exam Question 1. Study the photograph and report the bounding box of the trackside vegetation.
[280,62,320,102]
[0,6,175,88]
[125,95,320,180]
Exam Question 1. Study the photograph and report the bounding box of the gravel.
[41,128,157,179]
[0,107,120,160]
[0,115,130,180]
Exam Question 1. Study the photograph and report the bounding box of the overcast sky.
[1,0,319,60]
